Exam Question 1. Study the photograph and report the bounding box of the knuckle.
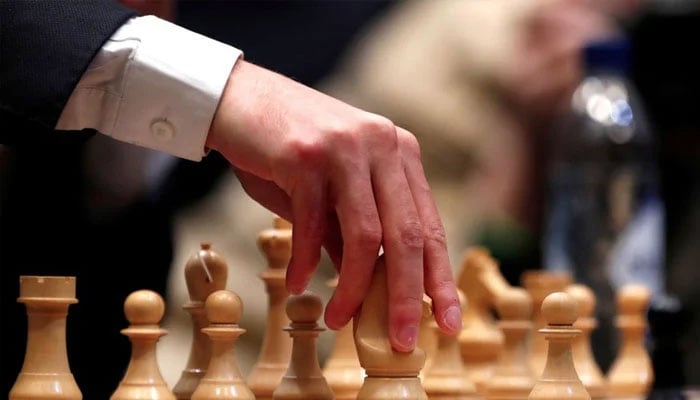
[324,122,364,159]
[351,220,383,250]
[398,130,422,159]
[397,221,424,251]
[430,278,457,298]
[423,220,447,248]
[283,137,327,168]
[360,114,398,149]
[390,293,424,321]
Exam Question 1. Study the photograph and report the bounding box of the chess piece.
[607,284,654,400]
[111,290,175,400]
[484,287,535,400]
[457,247,511,390]
[247,216,294,400]
[354,256,427,400]
[174,242,230,400]
[272,291,334,400]
[528,292,589,400]
[565,284,607,399]
[423,289,479,400]
[521,270,572,376]
[322,275,365,400]
[191,290,254,400]
[418,294,437,380]
[10,276,82,400]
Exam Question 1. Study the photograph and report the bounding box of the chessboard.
[3,215,680,400]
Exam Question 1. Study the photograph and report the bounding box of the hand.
[206,60,462,351]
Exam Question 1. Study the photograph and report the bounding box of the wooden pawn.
[273,291,334,400]
[191,290,254,400]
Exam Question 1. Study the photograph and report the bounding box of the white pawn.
[272,291,334,400]
[484,287,536,400]
[528,292,589,400]
[565,284,607,399]
[191,290,254,400]
[607,284,654,399]
[111,290,175,400]
[422,289,479,400]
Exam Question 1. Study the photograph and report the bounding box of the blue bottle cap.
[583,36,631,74]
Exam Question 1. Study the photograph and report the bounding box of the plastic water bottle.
[542,35,667,318]
[542,35,667,369]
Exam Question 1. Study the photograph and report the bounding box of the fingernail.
[442,305,462,333]
[397,325,418,351]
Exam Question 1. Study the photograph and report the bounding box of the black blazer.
[0,2,144,399]
[0,0,136,140]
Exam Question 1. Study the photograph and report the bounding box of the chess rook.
[272,291,334,400]
[10,276,82,400]
[355,256,427,400]
[565,284,607,399]
[484,287,535,400]
[528,292,589,400]
[174,243,230,400]
[607,284,654,400]
[191,290,254,400]
[322,276,364,400]
[247,216,294,400]
[111,290,175,400]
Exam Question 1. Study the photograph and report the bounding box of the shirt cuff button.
[151,119,176,141]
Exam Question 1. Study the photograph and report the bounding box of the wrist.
[207,59,246,155]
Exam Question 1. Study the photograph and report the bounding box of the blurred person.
[322,0,616,284]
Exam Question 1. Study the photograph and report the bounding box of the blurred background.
[2,0,700,398]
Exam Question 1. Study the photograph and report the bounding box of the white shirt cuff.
[56,15,243,161]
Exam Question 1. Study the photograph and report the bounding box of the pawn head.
[205,289,243,324]
[124,289,165,325]
[541,291,578,326]
[617,284,651,315]
[566,284,596,317]
[286,291,323,323]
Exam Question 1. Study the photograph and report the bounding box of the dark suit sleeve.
[0,0,137,142]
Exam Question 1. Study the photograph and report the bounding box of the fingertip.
[387,298,423,352]
[285,259,309,295]
[391,324,418,353]
[287,283,305,296]
[438,304,462,335]
[429,285,462,335]
[324,297,351,331]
